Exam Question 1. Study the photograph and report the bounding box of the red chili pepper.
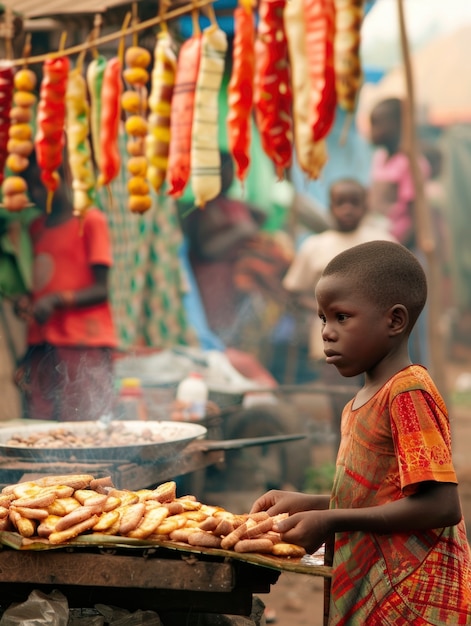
[166,34,202,198]
[254,0,293,179]
[98,57,123,187]
[0,65,14,185]
[305,0,337,141]
[227,4,255,183]
[35,56,69,193]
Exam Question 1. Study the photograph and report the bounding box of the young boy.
[252,240,471,624]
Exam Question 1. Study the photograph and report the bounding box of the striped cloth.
[329,365,471,625]
[96,132,194,350]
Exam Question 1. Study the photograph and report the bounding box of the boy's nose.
[321,322,336,341]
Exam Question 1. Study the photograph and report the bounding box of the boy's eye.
[319,315,326,324]
[337,313,349,322]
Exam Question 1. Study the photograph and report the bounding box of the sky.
[361,0,471,68]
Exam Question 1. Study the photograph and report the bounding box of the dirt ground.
[222,345,471,626]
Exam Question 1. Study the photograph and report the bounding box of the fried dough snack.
[0,475,306,558]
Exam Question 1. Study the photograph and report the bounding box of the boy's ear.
[388,304,409,336]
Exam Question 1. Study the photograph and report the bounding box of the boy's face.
[316,274,391,378]
[330,181,367,233]
[369,102,400,147]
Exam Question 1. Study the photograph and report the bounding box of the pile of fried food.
[0,474,306,558]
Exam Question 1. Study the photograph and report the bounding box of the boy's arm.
[275,482,461,553]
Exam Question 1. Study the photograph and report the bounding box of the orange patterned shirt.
[329,365,471,625]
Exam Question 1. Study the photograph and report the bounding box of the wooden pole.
[396,0,448,398]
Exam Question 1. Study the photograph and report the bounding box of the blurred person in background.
[283,178,396,454]
[13,154,117,422]
[368,97,431,366]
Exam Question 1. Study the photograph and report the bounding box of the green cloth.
[0,207,39,297]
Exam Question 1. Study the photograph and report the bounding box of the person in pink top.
[14,155,117,422]
[369,97,430,250]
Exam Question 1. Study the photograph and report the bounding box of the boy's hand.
[33,294,61,324]
[13,294,33,321]
[274,510,331,554]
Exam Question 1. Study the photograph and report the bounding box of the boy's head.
[370,98,403,150]
[329,178,368,233]
[321,240,427,330]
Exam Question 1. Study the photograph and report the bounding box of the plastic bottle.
[176,372,208,421]
[116,377,148,421]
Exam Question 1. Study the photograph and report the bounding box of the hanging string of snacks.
[122,7,153,214]
[284,0,328,180]
[307,0,337,142]
[34,33,70,213]
[333,0,363,112]
[0,0,366,213]
[226,0,255,185]
[6,45,35,179]
[0,63,21,210]
[66,45,96,217]
[86,17,106,172]
[145,10,177,197]
[190,6,228,208]
[254,0,293,181]
[166,7,202,198]
[97,14,130,190]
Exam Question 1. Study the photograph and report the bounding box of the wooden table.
[0,545,282,625]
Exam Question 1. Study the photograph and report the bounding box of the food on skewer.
[227,0,255,183]
[254,0,293,180]
[122,44,152,213]
[146,30,177,195]
[166,31,202,198]
[97,57,122,187]
[86,55,107,169]
[0,63,14,187]
[6,67,35,182]
[284,0,328,179]
[191,25,228,207]
[66,65,96,217]
[333,0,364,112]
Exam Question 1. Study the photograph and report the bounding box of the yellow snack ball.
[7,138,34,157]
[123,67,149,87]
[9,123,32,141]
[3,192,29,212]
[121,90,142,114]
[13,91,37,108]
[127,138,145,157]
[125,46,152,69]
[128,194,152,214]
[127,176,150,195]
[127,156,147,177]
[2,176,28,195]
[125,115,148,138]
[14,69,37,92]
[10,106,32,124]
[6,153,29,173]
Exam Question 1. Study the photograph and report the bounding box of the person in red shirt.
[14,155,117,421]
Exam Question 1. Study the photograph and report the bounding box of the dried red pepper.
[306,0,336,141]
[98,57,123,187]
[254,0,293,179]
[0,64,14,185]
[227,2,255,183]
[35,56,69,198]
[166,34,202,198]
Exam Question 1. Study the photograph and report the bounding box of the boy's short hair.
[321,241,427,327]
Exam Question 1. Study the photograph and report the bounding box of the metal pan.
[0,421,207,463]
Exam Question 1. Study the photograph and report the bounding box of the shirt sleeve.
[390,389,457,496]
[82,209,113,267]
[282,237,317,293]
